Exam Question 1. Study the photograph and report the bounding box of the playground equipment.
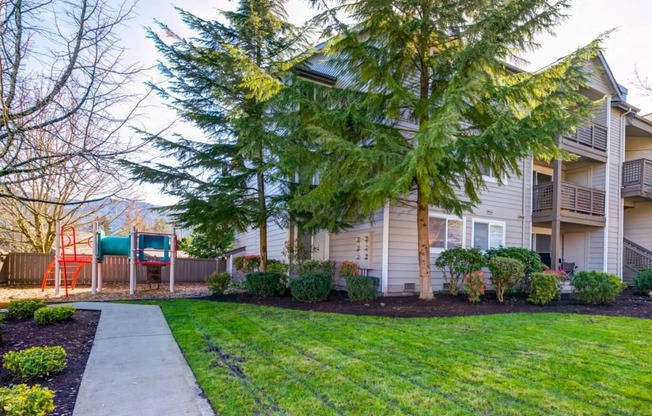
[42,221,177,296]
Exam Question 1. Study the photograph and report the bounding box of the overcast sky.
[120,0,652,204]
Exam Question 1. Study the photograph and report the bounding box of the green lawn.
[155,300,652,415]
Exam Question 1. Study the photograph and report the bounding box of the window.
[479,163,508,184]
[472,219,506,251]
[429,215,464,251]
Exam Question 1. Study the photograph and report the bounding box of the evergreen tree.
[127,1,310,271]
[289,0,604,299]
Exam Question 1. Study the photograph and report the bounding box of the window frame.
[480,164,509,185]
[428,213,466,253]
[471,218,507,251]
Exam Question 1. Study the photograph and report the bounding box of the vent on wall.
[403,283,416,292]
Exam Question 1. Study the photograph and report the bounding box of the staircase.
[623,238,652,284]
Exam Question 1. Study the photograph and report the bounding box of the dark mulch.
[207,288,652,319]
[0,310,100,416]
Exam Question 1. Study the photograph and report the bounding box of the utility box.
[354,232,373,269]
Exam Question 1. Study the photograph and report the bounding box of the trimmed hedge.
[207,272,231,295]
[0,384,55,416]
[571,271,626,305]
[528,272,561,305]
[33,306,76,325]
[290,273,332,302]
[3,346,67,380]
[7,299,47,320]
[245,272,286,297]
[634,268,652,296]
[346,275,379,301]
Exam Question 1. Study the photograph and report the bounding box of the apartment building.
[231,52,649,295]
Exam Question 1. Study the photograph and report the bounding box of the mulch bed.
[208,288,652,319]
[0,310,100,416]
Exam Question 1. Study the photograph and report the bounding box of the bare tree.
[0,0,144,202]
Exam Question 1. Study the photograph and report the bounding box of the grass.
[154,299,652,415]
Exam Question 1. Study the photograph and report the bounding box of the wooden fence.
[0,252,226,286]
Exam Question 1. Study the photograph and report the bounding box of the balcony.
[532,182,606,226]
[561,123,608,163]
[622,158,652,200]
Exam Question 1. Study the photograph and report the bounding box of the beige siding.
[607,109,624,275]
[624,201,652,249]
[585,59,616,96]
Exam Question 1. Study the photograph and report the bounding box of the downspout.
[603,96,611,273]
[381,201,390,295]
[618,104,635,278]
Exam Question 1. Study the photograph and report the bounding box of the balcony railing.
[622,158,652,197]
[563,123,608,152]
[533,182,605,216]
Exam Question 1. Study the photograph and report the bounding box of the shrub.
[290,273,332,302]
[233,255,261,273]
[346,275,379,301]
[297,260,334,278]
[338,261,360,278]
[485,247,543,275]
[7,299,47,320]
[528,272,562,305]
[571,271,626,305]
[634,268,652,296]
[3,346,67,380]
[206,272,231,295]
[487,256,525,302]
[464,271,486,303]
[266,259,289,276]
[434,247,485,296]
[0,384,55,416]
[245,272,285,297]
[33,306,76,325]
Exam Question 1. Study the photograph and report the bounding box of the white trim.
[381,202,390,295]
[603,96,611,273]
[471,218,507,251]
[428,212,466,253]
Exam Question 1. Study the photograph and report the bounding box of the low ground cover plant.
[528,271,563,305]
[3,346,67,380]
[346,275,379,301]
[33,306,76,325]
[571,271,626,304]
[435,247,485,296]
[487,256,525,302]
[464,271,485,303]
[290,273,332,302]
[7,299,47,320]
[207,272,231,295]
[245,272,286,297]
[0,384,55,416]
[634,268,652,296]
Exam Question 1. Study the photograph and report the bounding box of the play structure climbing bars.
[41,221,177,296]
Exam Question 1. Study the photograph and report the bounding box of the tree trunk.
[257,170,268,272]
[416,190,434,300]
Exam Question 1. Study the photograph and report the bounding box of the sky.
[119,0,652,204]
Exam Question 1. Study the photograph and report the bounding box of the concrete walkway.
[71,302,214,416]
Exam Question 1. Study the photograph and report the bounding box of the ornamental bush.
[206,272,231,295]
[634,268,652,296]
[485,247,544,293]
[487,256,525,302]
[464,271,486,303]
[33,306,76,325]
[233,255,261,273]
[346,275,379,301]
[245,272,285,297]
[571,271,626,305]
[297,260,334,278]
[290,273,332,302]
[434,247,485,296]
[7,299,47,320]
[0,384,55,416]
[528,272,562,305]
[3,346,67,381]
[338,261,360,279]
[266,259,289,276]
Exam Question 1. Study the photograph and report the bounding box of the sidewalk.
[71,302,214,416]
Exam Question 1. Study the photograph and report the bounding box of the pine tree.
[127,1,309,271]
[289,0,605,299]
